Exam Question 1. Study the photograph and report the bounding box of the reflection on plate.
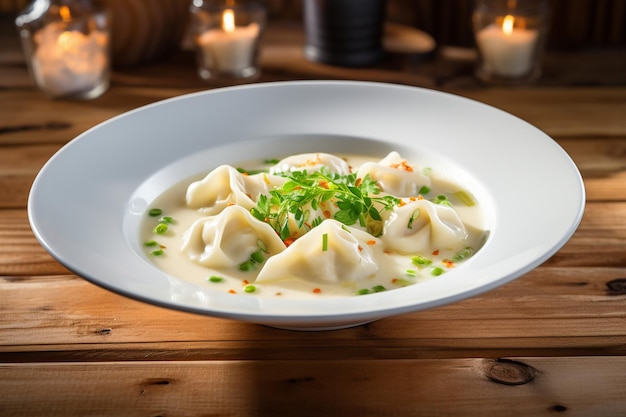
[28,81,585,330]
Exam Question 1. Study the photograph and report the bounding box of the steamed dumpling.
[256,220,379,285]
[186,165,284,215]
[269,153,350,175]
[356,151,430,197]
[181,205,286,268]
[381,199,468,254]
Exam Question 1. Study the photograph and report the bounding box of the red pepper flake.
[242,280,249,286]
[391,278,399,284]
[312,288,322,294]
[284,237,295,247]
[366,240,376,246]
[320,180,329,189]
[228,289,237,294]
[432,249,440,256]
[443,260,455,269]
[390,161,414,172]
[358,245,363,252]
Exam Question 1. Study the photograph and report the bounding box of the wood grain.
[1,357,625,417]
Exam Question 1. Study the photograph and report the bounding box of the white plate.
[28,81,585,330]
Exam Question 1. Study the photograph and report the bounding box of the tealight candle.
[190,1,266,82]
[16,1,110,99]
[472,0,549,85]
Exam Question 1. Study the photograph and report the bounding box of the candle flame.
[223,9,235,32]
[502,15,515,35]
[59,5,72,22]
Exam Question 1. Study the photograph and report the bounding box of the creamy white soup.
[141,152,488,299]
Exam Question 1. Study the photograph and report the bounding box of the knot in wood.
[606,278,626,295]
[483,359,536,386]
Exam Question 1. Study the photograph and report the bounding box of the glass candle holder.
[189,0,266,83]
[15,0,111,100]
[473,0,550,85]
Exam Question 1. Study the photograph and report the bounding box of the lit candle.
[197,9,260,74]
[476,14,539,77]
[31,6,108,97]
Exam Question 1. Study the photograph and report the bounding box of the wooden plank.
[0,357,625,417]
[1,265,625,361]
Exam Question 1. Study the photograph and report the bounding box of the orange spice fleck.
[320,180,329,189]
[242,280,249,286]
[323,210,332,219]
[358,245,363,252]
[312,288,322,294]
[284,237,295,247]
[366,240,376,246]
[443,260,455,269]
[228,289,237,294]
[391,278,399,284]
[432,249,440,256]
[417,195,424,200]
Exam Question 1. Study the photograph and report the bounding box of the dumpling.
[356,151,430,197]
[381,199,468,254]
[181,205,286,268]
[186,165,284,215]
[256,220,379,285]
[269,153,350,175]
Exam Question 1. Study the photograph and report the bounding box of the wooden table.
[1,19,626,416]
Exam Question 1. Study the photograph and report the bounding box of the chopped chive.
[322,233,328,252]
[418,185,431,194]
[207,275,224,283]
[244,285,257,293]
[372,285,386,293]
[144,240,159,247]
[405,269,417,276]
[431,267,445,276]
[356,288,371,295]
[150,249,164,256]
[264,158,280,165]
[159,216,174,224]
[148,208,163,217]
[153,223,168,234]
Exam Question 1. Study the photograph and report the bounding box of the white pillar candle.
[198,9,259,74]
[32,20,108,97]
[476,15,538,77]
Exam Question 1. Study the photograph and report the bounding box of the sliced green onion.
[144,240,159,247]
[411,255,432,267]
[159,216,174,224]
[356,288,371,295]
[322,233,328,252]
[452,247,474,262]
[153,223,168,234]
[256,239,268,253]
[407,209,420,229]
[239,260,256,272]
[453,190,475,207]
[244,285,257,293]
[251,250,265,263]
[148,208,163,217]
[150,249,164,256]
[418,185,431,195]
[431,267,445,276]
[405,269,417,276]
[372,285,386,293]
[207,275,224,283]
